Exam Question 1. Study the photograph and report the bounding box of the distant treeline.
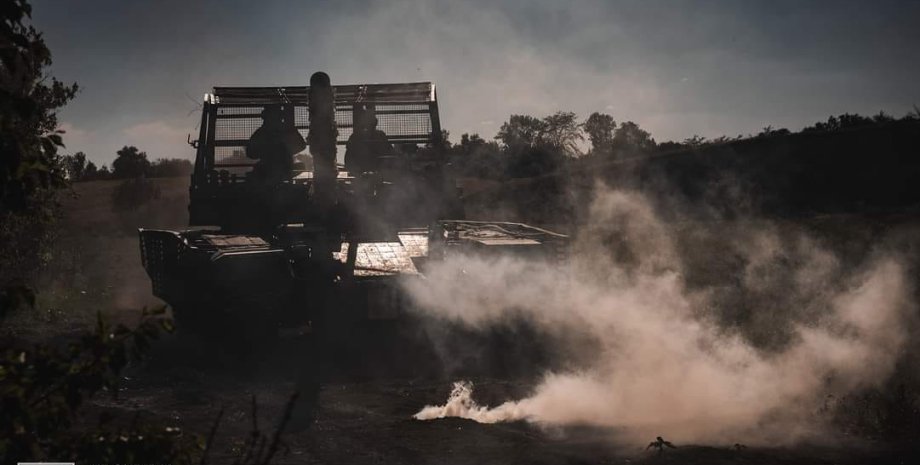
[61,146,193,181]
[589,118,920,217]
[452,111,920,224]
[443,109,920,182]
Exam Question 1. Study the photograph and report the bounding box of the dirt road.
[14,178,920,464]
[79,332,907,465]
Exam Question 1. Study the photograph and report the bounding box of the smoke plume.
[406,188,916,445]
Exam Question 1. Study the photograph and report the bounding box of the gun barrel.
[308,71,337,208]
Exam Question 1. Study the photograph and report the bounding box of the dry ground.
[5,177,920,464]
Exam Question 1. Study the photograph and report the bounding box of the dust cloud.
[406,189,916,445]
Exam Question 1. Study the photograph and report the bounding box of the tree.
[112,146,151,178]
[83,160,98,179]
[656,140,685,152]
[495,114,545,149]
[494,112,585,178]
[62,151,88,180]
[907,105,920,121]
[433,129,451,151]
[803,113,873,133]
[454,133,491,157]
[872,110,894,123]
[449,133,503,179]
[682,135,708,147]
[611,121,656,156]
[148,158,193,178]
[504,144,564,179]
[584,112,616,156]
[541,111,583,157]
[1,0,78,305]
[496,112,583,157]
[459,133,483,147]
[0,0,79,213]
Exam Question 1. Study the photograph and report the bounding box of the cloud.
[35,0,920,152]
[123,120,187,141]
[122,120,193,160]
[57,121,92,152]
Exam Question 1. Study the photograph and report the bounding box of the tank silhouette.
[138,72,568,342]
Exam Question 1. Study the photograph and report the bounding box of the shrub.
[0,307,201,463]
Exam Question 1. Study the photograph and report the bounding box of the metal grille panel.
[215,147,254,165]
[208,83,437,168]
[215,117,263,141]
[139,230,185,298]
[212,107,430,143]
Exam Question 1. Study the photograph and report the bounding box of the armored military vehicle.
[138,72,567,341]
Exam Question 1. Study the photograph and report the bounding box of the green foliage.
[803,113,875,133]
[111,146,151,179]
[0,306,202,463]
[656,110,917,150]
[0,304,298,464]
[83,160,99,179]
[0,188,59,291]
[448,133,503,179]
[495,114,545,149]
[682,134,708,147]
[110,149,194,180]
[757,126,791,138]
[611,121,656,156]
[495,112,583,157]
[61,151,88,180]
[584,112,616,156]
[541,111,583,157]
[0,0,78,214]
[60,151,105,181]
[456,133,488,154]
[504,144,565,179]
[149,158,194,178]
[453,111,661,178]
[0,4,289,463]
[655,140,685,152]
[1,0,76,296]
[490,112,584,178]
[110,152,195,180]
[454,107,918,181]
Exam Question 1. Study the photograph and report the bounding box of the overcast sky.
[31,0,920,166]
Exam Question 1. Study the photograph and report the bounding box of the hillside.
[4,177,189,339]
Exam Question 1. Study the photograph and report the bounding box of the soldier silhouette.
[344,104,392,174]
[246,104,306,183]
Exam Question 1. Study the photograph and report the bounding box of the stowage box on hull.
[139,221,568,331]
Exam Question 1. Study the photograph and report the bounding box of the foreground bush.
[1,305,298,464]
[0,307,200,463]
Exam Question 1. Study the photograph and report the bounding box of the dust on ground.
[6,177,920,464]
[95,333,909,465]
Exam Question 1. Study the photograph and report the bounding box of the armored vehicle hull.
[138,73,568,341]
[140,221,567,338]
